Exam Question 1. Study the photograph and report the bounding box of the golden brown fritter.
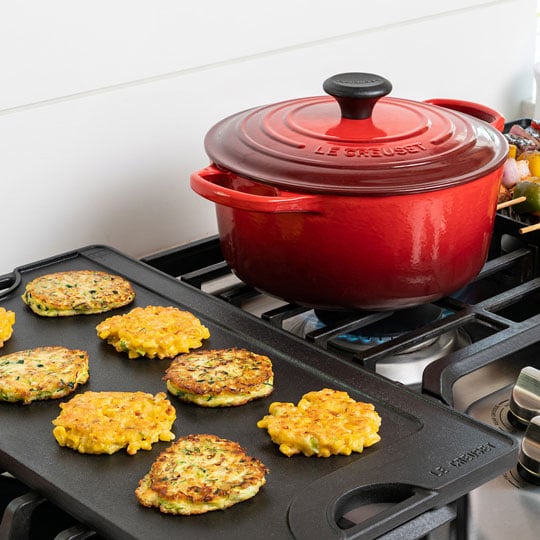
[164,348,274,407]
[0,346,89,405]
[0,307,15,348]
[135,433,268,514]
[52,391,176,455]
[96,305,210,359]
[21,270,135,316]
[257,388,381,457]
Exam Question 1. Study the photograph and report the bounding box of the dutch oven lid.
[204,73,509,194]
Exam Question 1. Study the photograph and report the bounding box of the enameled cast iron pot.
[190,73,508,311]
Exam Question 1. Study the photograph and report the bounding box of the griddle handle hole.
[334,483,436,531]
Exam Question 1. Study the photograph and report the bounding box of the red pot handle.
[190,165,322,213]
[424,98,505,132]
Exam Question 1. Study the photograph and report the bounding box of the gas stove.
[0,211,539,540]
[140,210,540,540]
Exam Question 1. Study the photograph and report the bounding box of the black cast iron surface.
[0,246,518,540]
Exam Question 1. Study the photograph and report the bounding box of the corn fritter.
[96,305,210,359]
[52,391,176,455]
[135,433,268,514]
[257,388,381,457]
[164,348,274,407]
[0,307,15,348]
[0,346,89,404]
[21,270,135,316]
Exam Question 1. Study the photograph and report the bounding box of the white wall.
[1,0,537,274]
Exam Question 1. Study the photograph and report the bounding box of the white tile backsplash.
[1,0,537,274]
[1,0,510,110]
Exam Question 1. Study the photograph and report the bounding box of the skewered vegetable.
[501,157,530,188]
[511,180,540,216]
[517,150,540,176]
[501,121,540,219]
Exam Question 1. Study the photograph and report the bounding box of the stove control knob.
[509,366,540,425]
[517,416,540,485]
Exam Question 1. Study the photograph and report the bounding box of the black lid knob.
[323,73,392,120]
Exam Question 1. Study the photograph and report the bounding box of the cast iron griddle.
[0,246,517,540]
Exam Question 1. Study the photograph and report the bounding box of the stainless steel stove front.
[446,344,540,540]
[461,389,540,539]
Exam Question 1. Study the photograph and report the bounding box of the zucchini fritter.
[0,307,15,348]
[21,270,135,316]
[164,348,274,407]
[135,433,268,515]
[257,388,381,457]
[0,346,89,405]
[96,305,210,359]
[52,391,176,455]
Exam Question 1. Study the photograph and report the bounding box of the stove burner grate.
[286,305,472,387]
[315,304,449,347]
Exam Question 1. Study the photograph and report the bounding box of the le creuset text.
[430,441,497,477]
[314,142,427,158]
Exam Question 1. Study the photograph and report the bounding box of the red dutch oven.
[190,73,508,311]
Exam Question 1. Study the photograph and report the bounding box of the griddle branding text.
[449,442,496,467]
[314,143,427,158]
[429,442,496,477]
